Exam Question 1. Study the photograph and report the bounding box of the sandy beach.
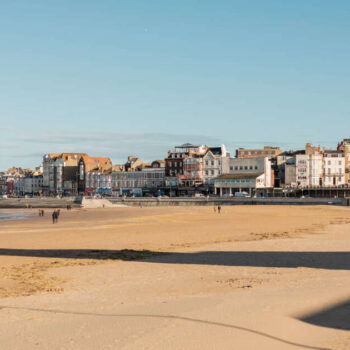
[0,205,349,349]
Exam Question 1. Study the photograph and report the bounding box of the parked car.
[234,192,250,198]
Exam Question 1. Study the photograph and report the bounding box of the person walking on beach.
[213,206,216,213]
[42,209,45,217]
[52,210,57,224]
[218,205,221,214]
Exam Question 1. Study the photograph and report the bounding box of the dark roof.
[323,150,343,154]
[216,173,263,180]
[278,150,305,156]
[175,143,201,148]
[207,147,222,156]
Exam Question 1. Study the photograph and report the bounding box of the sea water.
[0,212,33,222]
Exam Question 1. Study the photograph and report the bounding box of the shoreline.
[0,211,35,222]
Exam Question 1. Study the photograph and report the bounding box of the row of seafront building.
[1,139,349,198]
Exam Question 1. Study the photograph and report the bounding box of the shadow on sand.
[0,248,349,270]
[1,248,349,333]
[299,298,350,331]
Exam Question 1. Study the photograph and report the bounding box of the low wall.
[0,197,81,209]
[1,197,348,209]
[110,197,347,207]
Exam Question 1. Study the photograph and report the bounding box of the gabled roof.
[81,156,111,165]
[81,156,112,172]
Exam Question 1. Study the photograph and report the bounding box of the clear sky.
[0,0,349,170]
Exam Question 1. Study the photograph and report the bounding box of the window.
[211,170,214,175]
[234,166,238,170]
[244,166,248,170]
[239,166,243,170]
[205,171,208,175]
[249,166,253,170]
[230,166,233,171]
[255,166,258,170]
[206,161,208,166]
[211,161,214,166]
[169,162,172,167]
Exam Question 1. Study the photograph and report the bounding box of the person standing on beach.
[213,207,216,213]
[218,205,221,214]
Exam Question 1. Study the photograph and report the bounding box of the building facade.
[337,139,350,184]
[202,145,229,187]
[323,150,345,187]
[14,175,43,196]
[180,155,204,187]
[43,153,87,195]
[284,144,346,188]
[236,146,282,159]
[214,157,272,196]
[164,143,207,194]
[78,156,112,195]
[112,160,165,195]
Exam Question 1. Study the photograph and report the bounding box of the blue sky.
[0,0,349,169]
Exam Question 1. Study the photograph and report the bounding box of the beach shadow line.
[0,249,349,270]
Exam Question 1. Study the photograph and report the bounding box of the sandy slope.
[0,206,349,349]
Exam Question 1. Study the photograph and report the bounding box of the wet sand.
[0,206,349,349]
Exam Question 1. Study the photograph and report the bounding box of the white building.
[323,150,345,187]
[202,145,229,186]
[214,157,272,196]
[284,146,345,188]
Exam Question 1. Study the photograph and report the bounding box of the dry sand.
[0,205,349,349]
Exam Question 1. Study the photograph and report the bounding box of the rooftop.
[216,173,263,180]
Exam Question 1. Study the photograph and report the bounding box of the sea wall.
[0,197,81,209]
[110,197,349,207]
[1,196,349,209]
